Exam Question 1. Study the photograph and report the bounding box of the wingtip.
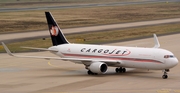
[153,34,160,48]
[1,42,14,56]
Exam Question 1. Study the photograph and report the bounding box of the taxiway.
[0,33,180,93]
[1,0,179,12]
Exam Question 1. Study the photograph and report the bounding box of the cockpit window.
[164,55,175,58]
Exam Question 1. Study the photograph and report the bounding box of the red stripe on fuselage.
[62,53,163,64]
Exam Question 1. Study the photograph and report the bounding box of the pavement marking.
[48,89,180,93]
[0,46,3,50]
[157,89,171,93]
[174,90,180,92]
[44,92,81,93]
[48,61,61,68]
[157,89,180,93]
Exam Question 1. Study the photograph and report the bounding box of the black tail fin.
[45,12,69,46]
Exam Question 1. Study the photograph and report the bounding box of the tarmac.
[0,33,180,93]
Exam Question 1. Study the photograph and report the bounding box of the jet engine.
[88,62,108,74]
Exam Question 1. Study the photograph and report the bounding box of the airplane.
[1,12,178,79]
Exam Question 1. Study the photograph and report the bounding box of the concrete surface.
[0,33,180,93]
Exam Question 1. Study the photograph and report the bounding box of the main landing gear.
[87,70,98,75]
[162,69,169,79]
[115,67,126,73]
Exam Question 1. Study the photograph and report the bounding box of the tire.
[122,68,126,73]
[88,70,92,75]
[115,68,119,73]
[162,75,168,79]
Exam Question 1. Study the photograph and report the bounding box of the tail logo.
[50,26,59,36]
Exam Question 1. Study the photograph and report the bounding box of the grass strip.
[0,2,180,33]
[0,23,180,53]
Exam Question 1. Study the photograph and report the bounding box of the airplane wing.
[1,42,60,60]
[1,42,121,66]
[21,46,58,52]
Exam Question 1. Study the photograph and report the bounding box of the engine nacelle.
[88,62,108,74]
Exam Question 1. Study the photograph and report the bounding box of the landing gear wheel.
[115,67,126,73]
[162,75,168,79]
[115,68,119,73]
[87,70,97,75]
[122,68,126,73]
[87,70,92,75]
[162,69,169,79]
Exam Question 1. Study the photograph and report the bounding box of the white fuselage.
[49,44,178,70]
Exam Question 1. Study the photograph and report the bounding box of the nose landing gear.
[162,69,169,79]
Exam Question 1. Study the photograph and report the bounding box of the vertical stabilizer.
[45,12,69,46]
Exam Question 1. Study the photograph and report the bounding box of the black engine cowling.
[88,62,108,74]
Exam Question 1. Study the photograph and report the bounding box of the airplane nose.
[166,58,179,68]
[175,58,179,64]
[171,58,179,67]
